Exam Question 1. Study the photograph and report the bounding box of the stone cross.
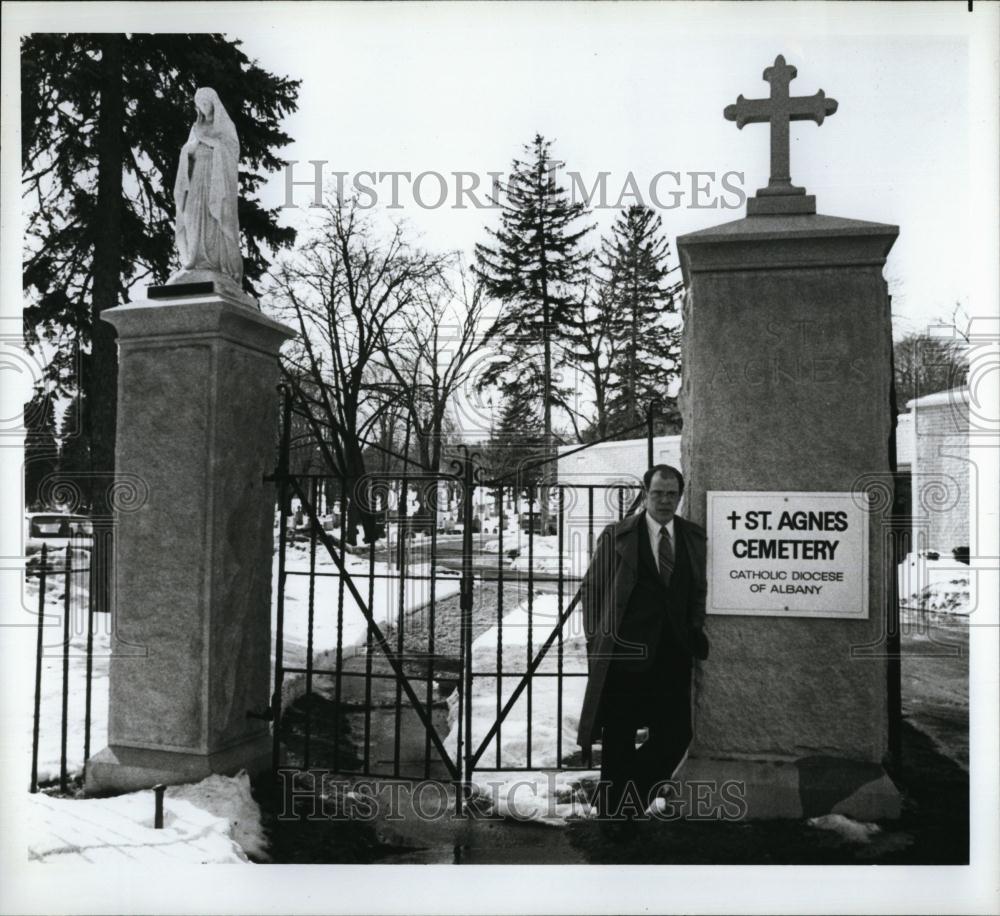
[724,54,838,215]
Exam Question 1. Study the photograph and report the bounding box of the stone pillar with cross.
[675,55,901,819]
[724,54,838,215]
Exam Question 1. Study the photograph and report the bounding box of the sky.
[4,3,995,338]
[226,3,994,337]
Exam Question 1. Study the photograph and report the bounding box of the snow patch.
[27,772,266,864]
[171,771,269,861]
[445,594,598,825]
[505,535,591,577]
[898,552,971,615]
[807,813,881,844]
[276,543,462,658]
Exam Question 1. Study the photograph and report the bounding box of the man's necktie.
[658,526,675,588]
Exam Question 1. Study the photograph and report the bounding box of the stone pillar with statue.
[86,88,295,792]
[674,55,901,819]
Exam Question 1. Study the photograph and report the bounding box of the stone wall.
[908,387,970,555]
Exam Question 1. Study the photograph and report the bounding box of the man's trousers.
[597,637,693,819]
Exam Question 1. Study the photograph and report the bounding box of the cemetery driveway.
[899,609,969,770]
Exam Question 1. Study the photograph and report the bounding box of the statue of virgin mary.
[171,87,244,287]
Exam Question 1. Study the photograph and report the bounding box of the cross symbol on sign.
[724,54,838,215]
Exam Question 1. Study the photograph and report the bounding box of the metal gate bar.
[556,486,565,768]
[495,501,504,769]
[303,478,318,769]
[393,475,407,778]
[526,485,535,770]
[281,473,459,781]
[333,485,347,768]
[364,539,375,773]
[270,388,293,774]
[424,488,439,780]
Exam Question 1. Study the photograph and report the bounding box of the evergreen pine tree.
[600,205,682,436]
[24,389,59,511]
[487,391,546,495]
[475,134,591,525]
[57,393,92,508]
[561,274,619,441]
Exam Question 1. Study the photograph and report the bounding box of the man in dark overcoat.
[577,464,709,818]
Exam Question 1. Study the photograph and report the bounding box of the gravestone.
[675,55,901,818]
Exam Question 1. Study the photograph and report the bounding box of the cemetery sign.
[707,491,869,619]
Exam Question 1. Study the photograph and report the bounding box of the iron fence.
[28,540,105,794]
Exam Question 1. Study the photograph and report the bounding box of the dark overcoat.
[576,511,709,748]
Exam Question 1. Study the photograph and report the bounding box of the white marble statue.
[172,87,243,286]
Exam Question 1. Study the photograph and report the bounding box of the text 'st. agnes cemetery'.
[708,492,868,618]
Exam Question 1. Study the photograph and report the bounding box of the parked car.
[518,514,558,536]
[25,512,93,558]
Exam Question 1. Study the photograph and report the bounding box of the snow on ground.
[897,551,971,771]
[27,771,266,864]
[444,593,598,825]
[898,551,972,615]
[483,533,593,579]
[275,539,462,664]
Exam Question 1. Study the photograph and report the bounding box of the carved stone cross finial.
[724,55,838,215]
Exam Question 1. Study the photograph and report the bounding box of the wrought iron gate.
[267,387,653,812]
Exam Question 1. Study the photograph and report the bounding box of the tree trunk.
[536,159,553,536]
[88,35,123,518]
[629,299,639,430]
[539,254,553,533]
[342,440,376,545]
[591,348,607,439]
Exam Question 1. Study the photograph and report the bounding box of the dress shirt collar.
[645,510,675,547]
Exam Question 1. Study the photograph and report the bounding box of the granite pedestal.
[674,211,902,819]
[85,292,294,793]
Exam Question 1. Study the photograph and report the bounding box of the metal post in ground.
[271,385,293,776]
[30,545,48,793]
[83,537,96,764]
[84,515,112,766]
[458,448,476,815]
[59,547,72,793]
[153,783,166,828]
[526,483,535,769]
